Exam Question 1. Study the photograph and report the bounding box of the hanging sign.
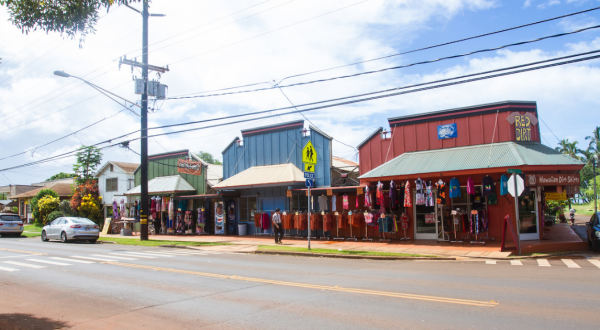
[302,141,317,165]
[327,189,333,196]
[357,187,364,195]
[304,163,315,173]
[177,159,202,176]
[525,174,580,186]
[545,191,568,201]
[506,112,538,142]
[286,190,292,197]
[424,214,435,224]
[437,123,457,139]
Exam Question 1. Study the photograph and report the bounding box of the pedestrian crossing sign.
[304,163,315,172]
[302,141,317,165]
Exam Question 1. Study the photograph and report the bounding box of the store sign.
[437,123,457,139]
[286,190,292,197]
[357,187,364,195]
[545,192,567,201]
[177,159,202,176]
[424,214,435,224]
[506,112,538,142]
[525,174,580,186]
[327,189,333,196]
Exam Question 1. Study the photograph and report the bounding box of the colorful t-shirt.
[500,174,508,196]
[436,182,446,205]
[482,176,494,196]
[425,180,434,207]
[449,178,461,198]
[343,195,349,210]
[467,177,475,195]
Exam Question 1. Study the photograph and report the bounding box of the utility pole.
[140,0,149,240]
[594,156,598,214]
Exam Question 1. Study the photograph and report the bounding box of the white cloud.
[538,0,561,9]
[524,0,534,8]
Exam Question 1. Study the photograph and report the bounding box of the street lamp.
[53,71,141,111]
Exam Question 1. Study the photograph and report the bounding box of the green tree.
[0,1,140,44]
[46,172,78,181]
[73,145,103,184]
[195,151,222,165]
[30,189,59,225]
[556,139,579,159]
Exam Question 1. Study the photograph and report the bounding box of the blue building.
[214,120,333,235]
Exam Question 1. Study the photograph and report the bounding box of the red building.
[358,101,585,253]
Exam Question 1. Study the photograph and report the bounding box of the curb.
[252,250,455,261]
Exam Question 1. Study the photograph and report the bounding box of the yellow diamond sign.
[302,141,317,165]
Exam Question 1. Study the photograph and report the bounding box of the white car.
[0,213,23,237]
[41,217,99,243]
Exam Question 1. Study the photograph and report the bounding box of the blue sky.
[0,0,599,184]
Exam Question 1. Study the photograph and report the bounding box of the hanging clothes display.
[482,176,494,196]
[343,195,349,210]
[467,177,475,195]
[403,181,412,207]
[168,199,175,228]
[449,178,461,198]
[500,174,509,195]
[425,180,434,207]
[176,211,184,233]
[323,213,334,232]
[435,181,447,205]
[356,194,360,209]
[332,195,337,212]
[415,178,425,205]
[261,212,270,230]
[184,211,193,232]
[197,208,206,234]
[150,197,157,220]
[364,186,372,208]
[318,195,328,211]
[254,212,262,229]
[119,199,126,218]
[389,181,397,209]
[310,213,323,230]
[112,199,119,220]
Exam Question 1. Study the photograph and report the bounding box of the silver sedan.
[41,217,99,243]
[0,213,24,237]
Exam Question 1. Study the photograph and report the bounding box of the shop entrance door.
[519,190,539,240]
[414,190,437,240]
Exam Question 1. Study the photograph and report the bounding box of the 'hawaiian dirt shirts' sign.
[437,123,457,139]
[506,112,538,142]
[525,174,580,186]
[177,159,202,176]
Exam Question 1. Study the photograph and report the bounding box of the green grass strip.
[258,245,438,257]
[98,237,230,247]
[24,224,43,233]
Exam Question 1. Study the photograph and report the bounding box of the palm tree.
[585,126,600,155]
[556,139,579,159]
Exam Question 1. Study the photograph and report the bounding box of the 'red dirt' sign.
[177,159,202,176]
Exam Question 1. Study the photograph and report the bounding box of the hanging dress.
[403,181,412,207]
[425,180,434,207]
[415,178,425,205]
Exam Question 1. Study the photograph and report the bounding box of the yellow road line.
[0,248,47,255]
[106,262,498,307]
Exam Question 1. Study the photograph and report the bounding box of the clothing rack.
[450,210,464,245]
[469,210,486,246]
[346,211,357,241]
[362,212,373,242]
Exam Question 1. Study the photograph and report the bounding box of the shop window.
[106,178,118,192]
[238,197,257,222]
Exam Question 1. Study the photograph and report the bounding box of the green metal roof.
[359,142,584,179]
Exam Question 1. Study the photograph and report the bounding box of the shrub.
[38,195,60,225]
[31,189,59,225]
[58,200,77,217]
[46,210,63,223]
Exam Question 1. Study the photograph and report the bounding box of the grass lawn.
[257,245,438,258]
[21,232,41,238]
[24,224,43,233]
[98,237,230,247]
[570,203,597,216]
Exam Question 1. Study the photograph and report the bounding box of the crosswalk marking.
[537,259,551,267]
[510,260,523,266]
[562,259,581,268]
[71,256,116,262]
[588,259,600,268]
[91,254,137,261]
[0,265,19,272]
[50,257,94,264]
[3,261,46,269]
[125,252,174,257]
[26,259,71,266]
[485,260,496,264]
[110,253,157,259]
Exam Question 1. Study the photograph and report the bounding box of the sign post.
[507,171,524,255]
[302,141,318,250]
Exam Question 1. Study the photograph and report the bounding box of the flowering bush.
[38,195,60,225]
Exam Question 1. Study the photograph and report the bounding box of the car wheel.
[60,231,68,243]
[41,231,49,242]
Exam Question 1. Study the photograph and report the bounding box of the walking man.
[272,208,283,244]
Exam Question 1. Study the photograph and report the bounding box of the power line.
[169,5,600,99]
[539,116,561,142]
[165,23,600,100]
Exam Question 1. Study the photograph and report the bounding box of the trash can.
[238,224,248,236]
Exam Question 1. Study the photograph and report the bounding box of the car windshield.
[0,215,21,222]
[69,219,95,224]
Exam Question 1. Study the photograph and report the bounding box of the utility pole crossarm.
[119,57,169,74]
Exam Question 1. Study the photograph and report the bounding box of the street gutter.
[250,250,455,260]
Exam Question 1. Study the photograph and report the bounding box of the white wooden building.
[95,161,139,218]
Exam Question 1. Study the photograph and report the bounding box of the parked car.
[586,212,600,252]
[0,213,23,237]
[41,217,99,243]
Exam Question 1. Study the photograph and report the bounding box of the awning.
[359,141,584,179]
[213,164,304,190]
[125,175,196,195]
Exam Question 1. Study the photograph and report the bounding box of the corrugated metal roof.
[213,164,304,190]
[359,142,584,179]
[125,175,196,195]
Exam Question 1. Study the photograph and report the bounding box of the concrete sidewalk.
[101,233,513,258]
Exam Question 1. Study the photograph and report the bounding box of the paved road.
[1,237,599,330]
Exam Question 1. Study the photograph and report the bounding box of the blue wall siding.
[222,124,332,187]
